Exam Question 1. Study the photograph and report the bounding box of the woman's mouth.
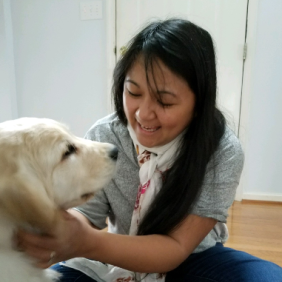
[139,123,160,132]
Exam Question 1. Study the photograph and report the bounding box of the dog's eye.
[63,144,77,159]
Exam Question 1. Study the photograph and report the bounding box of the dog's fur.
[0,117,117,282]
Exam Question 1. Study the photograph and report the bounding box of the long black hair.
[112,18,226,235]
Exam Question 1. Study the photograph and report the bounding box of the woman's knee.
[166,244,282,282]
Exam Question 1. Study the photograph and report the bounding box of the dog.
[0,117,118,282]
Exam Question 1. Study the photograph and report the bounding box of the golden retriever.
[0,117,117,282]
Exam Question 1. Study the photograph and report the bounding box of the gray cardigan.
[75,113,244,253]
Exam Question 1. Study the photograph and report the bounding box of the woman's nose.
[136,97,156,120]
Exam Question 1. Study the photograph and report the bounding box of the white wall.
[239,0,282,201]
[0,0,17,121]
[1,0,111,137]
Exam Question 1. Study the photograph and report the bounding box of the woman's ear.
[0,176,59,232]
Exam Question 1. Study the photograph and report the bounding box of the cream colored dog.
[0,117,118,282]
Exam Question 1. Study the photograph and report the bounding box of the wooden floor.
[225,200,282,267]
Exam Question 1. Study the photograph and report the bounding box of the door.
[115,0,248,134]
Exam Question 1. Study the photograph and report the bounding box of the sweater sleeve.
[191,127,244,223]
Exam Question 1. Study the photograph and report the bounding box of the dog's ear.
[0,176,59,232]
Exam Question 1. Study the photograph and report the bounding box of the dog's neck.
[0,211,45,250]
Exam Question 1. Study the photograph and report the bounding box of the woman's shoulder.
[207,125,244,181]
[93,112,120,126]
[216,126,244,162]
[84,113,135,159]
[84,113,125,141]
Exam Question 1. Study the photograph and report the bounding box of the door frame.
[236,0,260,201]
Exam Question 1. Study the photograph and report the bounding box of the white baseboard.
[242,193,282,202]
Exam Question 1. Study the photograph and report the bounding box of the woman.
[18,18,282,282]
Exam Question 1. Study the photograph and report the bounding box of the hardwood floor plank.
[225,200,282,267]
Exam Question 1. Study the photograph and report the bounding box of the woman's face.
[123,57,196,148]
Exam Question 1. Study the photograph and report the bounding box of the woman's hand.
[16,209,97,268]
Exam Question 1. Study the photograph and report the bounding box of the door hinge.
[243,43,247,61]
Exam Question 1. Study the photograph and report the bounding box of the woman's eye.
[157,100,173,108]
[127,89,141,97]
[62,144,77,159]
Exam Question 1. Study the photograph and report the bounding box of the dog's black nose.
[109,146,118,161]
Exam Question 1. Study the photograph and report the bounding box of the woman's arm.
[17,209,216,273]
[83,214,216,273]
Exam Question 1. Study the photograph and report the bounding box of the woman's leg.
[166,243,282,282]
[51,263,97,282]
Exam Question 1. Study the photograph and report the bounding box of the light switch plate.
[80,1,102,20]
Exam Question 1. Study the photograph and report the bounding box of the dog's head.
[0,117,117,231]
